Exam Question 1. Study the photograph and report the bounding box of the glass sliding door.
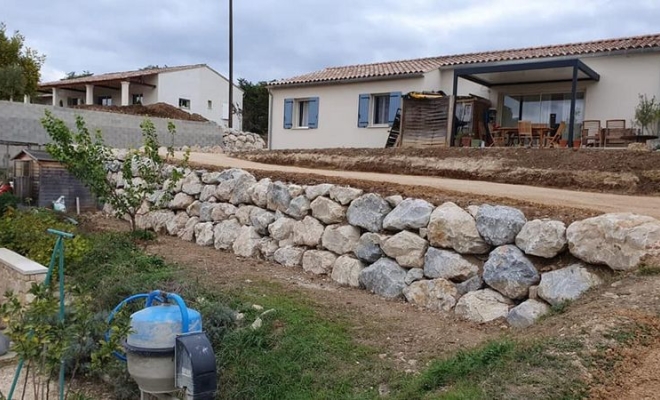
[501,92,584,129]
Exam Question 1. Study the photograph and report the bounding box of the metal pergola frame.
[451,58,600,147]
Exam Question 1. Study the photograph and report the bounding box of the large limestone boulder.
[186,200,201,217]
[322,225,361,255]
[211,203,237,222]
[199,202,219,222]
[515,219,567,258]
[506,299,551,329]
[381,231,428,268]
[214,219,242,250]
[305,183,334,200]
[194,222,214,246]
[170,193,195,210]
[476,205,527,246]
[537,264,603,306]
[331,256,364,287]
[302,250,337,275]
[149,210,175,234]
[235,205,257,226]
[248,178,271,208]
[229,173,257,205]
[382,198,434,231]
[259,239,279,261]
[199,185,217,202]
[347,193,392,233]
[166,212,190,236]
[403,279,458,312]
[566,213,660,271]
[273,246,306,267]
[424,247,479,282]
[329,186,364,205]
[292,216,325,248]
[288,184,304,198]
[215,169,255,201]
[178,216,199,242]
[311,197,346,224]
[427,202,490,255]
[250,208,276,235]
[454,289,513,323]
[354,232,386,263]
[482,245,540,300]
[181,173,203,196]
[359,258,408,299]
[267,182,292,213]
[232,226,263,258]
[286,195,311,219]
[268,217,295,242]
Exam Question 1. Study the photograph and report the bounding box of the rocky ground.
[73,102,209,122]
[235,147,660,195]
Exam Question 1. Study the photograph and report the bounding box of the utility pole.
[228,0,234,128]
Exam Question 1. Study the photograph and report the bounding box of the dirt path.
[181,152,660,219]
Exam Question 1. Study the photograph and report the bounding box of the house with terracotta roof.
[37,64,243,127]
[267,33,660,149]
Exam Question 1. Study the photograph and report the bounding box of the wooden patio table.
[492,126,552,147]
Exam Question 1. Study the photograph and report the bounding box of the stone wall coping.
[0,248,48,275]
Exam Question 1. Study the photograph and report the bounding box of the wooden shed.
[10,149,97,212]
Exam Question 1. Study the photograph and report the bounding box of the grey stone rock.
[199,202,218,222]
[248,178,271,208]
[385,195,404,207]
[166,212,189,236]
[186,200,201,217]
[170,193,195,210]
[292,216,325,248]
[0,332,10,356]
[405,268,425,285]
[235,205,257,225]
[455,289,514,323]
[177,216,198,242]
[250,208,276,235]
[149,210,174,234]
[194,222,214,246]
[259,239,280,261]
[506,299,551,329]
[302,250,337,275]
[482,245,540,300]
[147,189,167,206]
[274,246,306,267]
[286,195,311,219]
[331,256,365,287]
[199,185,217,202]
[456,275,484,296]
[267,182,292,213]
[566,213,660,271]
[201,171,222,184]
[424,248,479,282]
[305,184,334,200]
[347,193,392,233]
[537,264,603,306]
[211,203,237,222]
[383,198,434,231]
[354,232,386,263]
[215,169,256,201]
[403,279,458,312]
[515,219,567,258]
[229,173,257,205]
[163,176,183,193]
[329,186,364,205]
[381,231,428,268]
[288,184,304,198]
[311,197,346,224]
[268,217,295,241]
[427,202,490,255]
[232,226,263,258]
[359,258,407,299]
[322,225,361,255]
[214,219,242,250]
[476,205,527,246]
[181,173,203,196]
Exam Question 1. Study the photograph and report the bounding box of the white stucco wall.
[156,66,243,127]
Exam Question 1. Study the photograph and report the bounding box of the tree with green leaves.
[238,78,269,135]
[0,22,45,100]
[42,111,188,231]
[634,94,660,136]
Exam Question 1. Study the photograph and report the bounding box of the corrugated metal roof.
[271,33,660,87]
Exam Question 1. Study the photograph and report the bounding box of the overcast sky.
[3,0,660,84]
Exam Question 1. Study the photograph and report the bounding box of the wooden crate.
[400,96,450,148]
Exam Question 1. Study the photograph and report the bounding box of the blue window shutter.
[358,94,370,128]
[388,91,402,126]
[308,97,319,129]
[283,98,294,129]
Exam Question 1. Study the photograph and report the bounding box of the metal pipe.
[76,197,80,215]
[228,0,233,128]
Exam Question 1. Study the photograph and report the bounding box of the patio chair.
[543,121,566,148]
[581,120,602,147]
[602,119,627,147]
[517,121,533,147]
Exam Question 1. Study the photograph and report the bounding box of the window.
[501,92,585,128]
[132,94,143,105]
[208,100,213,110]
[283,97,319,129]
[97,96,112,106]
[357,92,401,128]
[67,97,80,107]
[179,98,190,109]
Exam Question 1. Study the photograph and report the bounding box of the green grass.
[638,263,660,276]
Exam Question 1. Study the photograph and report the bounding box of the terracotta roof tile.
[271,33,660,87]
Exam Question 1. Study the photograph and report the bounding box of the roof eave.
[267,72,426,89]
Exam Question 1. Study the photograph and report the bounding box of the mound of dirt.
[73,102,209,122]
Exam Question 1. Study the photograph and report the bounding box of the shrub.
[0,192,18,216]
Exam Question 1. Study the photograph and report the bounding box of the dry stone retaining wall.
[105,160,660,329]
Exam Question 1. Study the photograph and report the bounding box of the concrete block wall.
[0,101,224,151]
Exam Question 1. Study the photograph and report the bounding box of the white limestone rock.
[214,218,243,250]
[537,264,603,306]
[331,256,365,288]
[292,216,325,248]
[403,279,458,312]
[454,289,514,323]
[382,198,434,231]
[311,196,346,224]
[515,219,567,258]
[424,247,479,282]
[381,231,428,268]
[302,250,337,275]
[427,202,490,255]
[322,224,361,255]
